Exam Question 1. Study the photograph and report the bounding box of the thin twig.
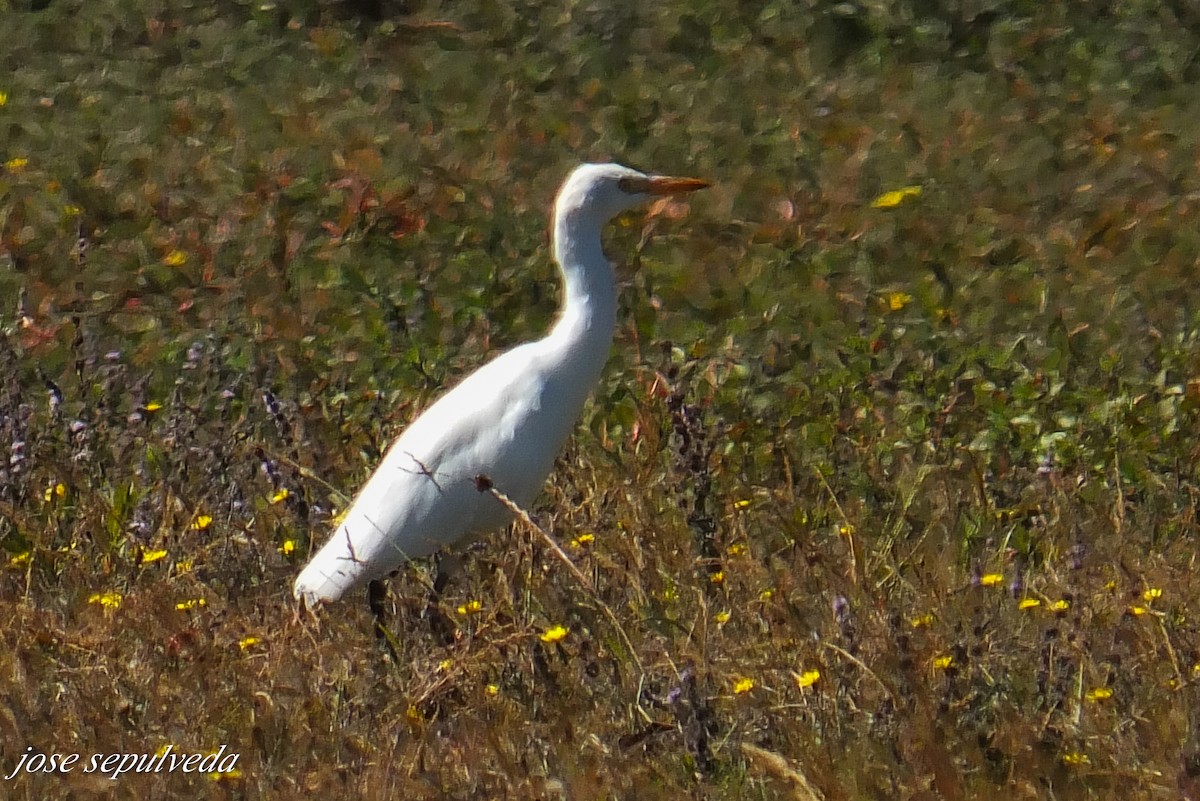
[275,453,352,505]
[814,468,858,586]
[820,641,894,699]
[740,742,827,801]
[1154,611,1184,690]
[477,474,644,674]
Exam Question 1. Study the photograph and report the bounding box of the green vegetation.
[3,1,1200,798]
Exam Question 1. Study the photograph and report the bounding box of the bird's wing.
[293,344,550,604]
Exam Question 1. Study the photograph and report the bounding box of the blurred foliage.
[2,0,1200,798]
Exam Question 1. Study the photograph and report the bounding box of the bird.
[293,163,707,607]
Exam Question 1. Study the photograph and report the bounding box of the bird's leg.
[367,578,400,661]
[433,551,463,594]
[423,552,460,646]
[367,578,388,630]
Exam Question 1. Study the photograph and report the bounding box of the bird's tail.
[293,524,380,606]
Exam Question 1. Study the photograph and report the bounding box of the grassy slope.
[2,0,1200,798]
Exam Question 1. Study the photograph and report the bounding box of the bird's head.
[555,163,708,226]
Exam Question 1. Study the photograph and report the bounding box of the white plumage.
[293,163,707,606]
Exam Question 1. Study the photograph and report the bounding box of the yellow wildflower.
[732,677,755,694]
[9,551,32,567]
[278,539,296,555]
[208,769,242,781]
[932,655,954,670]
[175,598,207,611]
[870,185,922,209]
[457,600,483,615]
[62,204,83,217]
[162,250,187,267]
[88,591,123,609]
[143,401,163,412]
[43,482,67,502]
[838,523,854,536]
[193,514,213,531]
[1062,752,1090,766]
[758,589,774,601]
[886,291,913,311]
[1143,588,1163,602]
[540,625,569,643]
[5,157,29,171]
[238,637,259,650]
[1050,599,1070,612]
[271,488,289,504]
[709,571,725,585]
[794,669,821,688]
[174,559,193,573]
[485,684,499,696]
[438,659,452,671]
[733,499,752,509]
[714,611,731,624]
[1018,598,1041,610]
[1129,606,1147,616]
[0,91,7,106]
[979,573,1004,587]
[1086,687,1112,702]
[141,548,168,564]
[910,613,934,628]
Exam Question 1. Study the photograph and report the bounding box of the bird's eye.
[617,177,636,193]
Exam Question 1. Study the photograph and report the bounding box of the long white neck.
[544,211,618,382]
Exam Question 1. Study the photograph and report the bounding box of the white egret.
[293,163,707,607]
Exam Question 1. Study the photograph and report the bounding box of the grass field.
[3,1,1200,798]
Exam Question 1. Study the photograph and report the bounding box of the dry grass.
[2,339,1199,799]
[4,1,1200,798]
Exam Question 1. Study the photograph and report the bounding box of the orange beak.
[642,175,710,195]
